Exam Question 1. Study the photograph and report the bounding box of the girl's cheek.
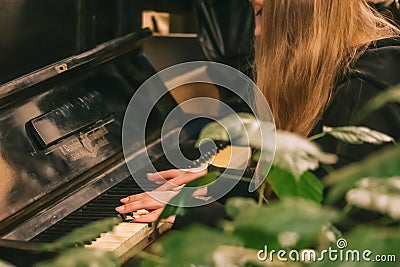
[255,14,262,36]
[251,0,263,36]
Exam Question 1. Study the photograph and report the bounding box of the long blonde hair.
[255,0,399,136]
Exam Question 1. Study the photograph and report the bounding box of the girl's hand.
[115,168,207,223]
[115,190,177,223]
[147,168,207,190]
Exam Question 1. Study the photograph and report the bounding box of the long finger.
[116,198,163,214]
[120,192,148,204]
[147,169,185,182]
[133,209,176,224]
[116,191,177,214]
[132,208,162,223]
[156,170,207,191]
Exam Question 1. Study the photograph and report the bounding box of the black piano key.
[32,176,143,243]
[90,199,120,204]
[68,210,116,215]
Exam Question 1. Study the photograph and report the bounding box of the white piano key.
[85,221,171,262]
[97,232,130,242]
[87,222,150,250]
[87,241,121,250]
[110,222,147,235]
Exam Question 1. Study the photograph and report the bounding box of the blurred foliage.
[144,110,400,266]
[0,259,15,267]
[324,146,400,204]
[160,226,242,267]
[185,171,221,188]
[145,198,338,267]
[270,131,337,178]
[227,198,338,250]
[2,217,125,267]
[196,113,256,146]
[346,176,400,220]
[196,113,275,148]
[267,167,323,204]
[155,171,220,226]
[7,84,399,266]
[354,83,400,123]
[35,248,120,267]
[321,126,394,145]
[310,226,400,267]
[41,217,122,251]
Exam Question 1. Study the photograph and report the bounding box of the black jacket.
[173,38,400,230]
[313,38,400,168]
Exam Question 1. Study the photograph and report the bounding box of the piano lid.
[0,0,142,85]
[0,25,183,234]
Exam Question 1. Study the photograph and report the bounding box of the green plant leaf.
[299,172,324,203]
[324,146,400,204]
[322,126,394,145]
[196,120,230,146]
[185,171,220,187]
[155,172,221,226]
[266,167,297,198]
[140,260,158,267]
[140,259,160,267]
[312,226,400,267]
[317,223,343,250]
[34,248,120,267]
[354,83,400,123]
[266,167,323,204]
[138,251,163,267]
[273,131,337,178]
[40,217,121,251]
[160,225,242,267]
[0,259,16,267]
[155,189,194,227]
[213,246,296,267]
[244,262,268,267]
[196,113,256,146]
[345,176,400,220]
[225,197,258,219]
[344,227,400,267]
[227,197,338,250]
[196,113,275,148]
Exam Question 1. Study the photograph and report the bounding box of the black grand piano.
[0,0,211,265]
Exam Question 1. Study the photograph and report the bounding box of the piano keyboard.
[32,144,251,262]
[85,145,251,262]
[86,222,171,263]
[31,177,147,243]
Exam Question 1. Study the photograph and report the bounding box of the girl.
[116,0,400,225]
